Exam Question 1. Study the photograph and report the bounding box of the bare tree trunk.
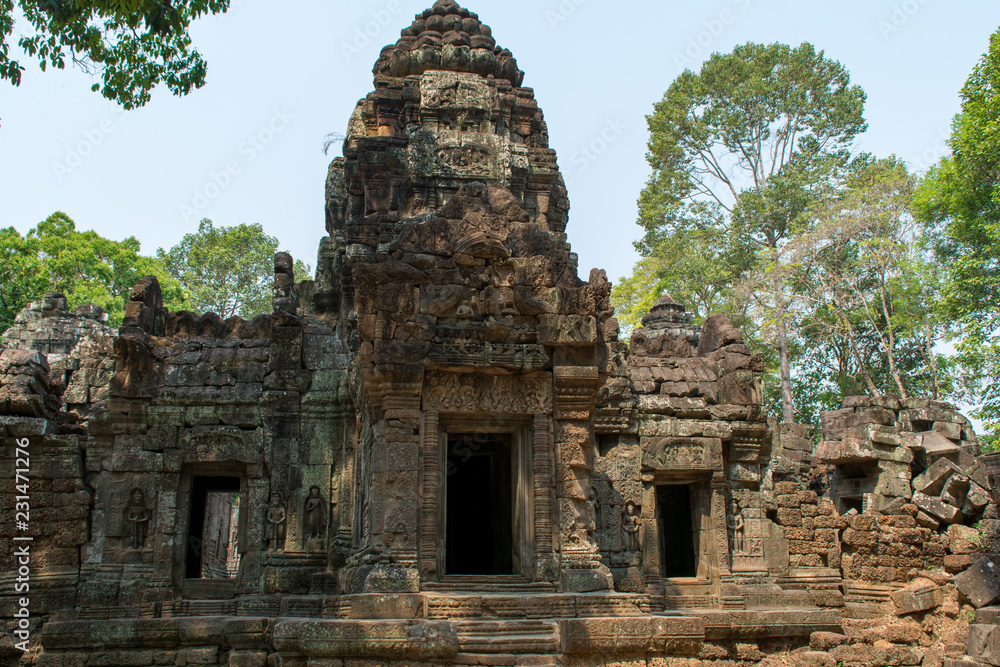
[770,247,795,423]
[836,310,881,396]
[878,279,908,398]
[777,317,795,423]
[924,323,942,400]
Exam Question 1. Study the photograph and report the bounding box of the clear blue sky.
[2,0,999,292]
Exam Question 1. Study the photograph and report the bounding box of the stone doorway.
[657,484,698,578]
[185,476,242,579]
[445,433,514,575]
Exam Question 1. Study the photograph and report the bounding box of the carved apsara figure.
[622,501,640,552]
[728,498,746,554]
[265,492,287,552]
[303,486,327,549]
[123,488,150,550]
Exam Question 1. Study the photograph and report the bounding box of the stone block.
[913,458,964,495]
[792,651,837,667]
[934,421,963,441]
[956,557,1000,607]
[890,579,943,615]
[949,524,983,555]
[976,607,1000,624]
[830,644,920,667]
[875,474,913,499]
[965,483,990,516]
[810,632,848,651]
[941,474,971,509]
[944,554,977,574]
[921,431,961,462]
[916,511,941,530]
[227,652,268,667]
[912,491,961,524]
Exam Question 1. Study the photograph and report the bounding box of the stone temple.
[3,2,1000,666]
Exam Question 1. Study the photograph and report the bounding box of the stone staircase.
[455,619,562,666]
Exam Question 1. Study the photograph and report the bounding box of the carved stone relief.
[641,437,723,472]
[423,371,552,413]
[265,492,287,552]
[303,486,327,551]
[122,488,150,550]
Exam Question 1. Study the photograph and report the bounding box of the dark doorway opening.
[657,484,697,578]
[186,476,241,579]
[446,433,513,575]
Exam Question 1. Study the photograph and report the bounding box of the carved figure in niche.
[591,483,603,538]
[456,282,476,318]
[123,488,150,550]
[622,501,640,552]
[303,486,327,550]
[727,498,746,554]
[265,492,287,552]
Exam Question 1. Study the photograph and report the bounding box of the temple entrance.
[185,476,241,579]
[445,434,514,575]
[657,484,697,578]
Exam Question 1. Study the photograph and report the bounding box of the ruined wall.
[2,1,999,666]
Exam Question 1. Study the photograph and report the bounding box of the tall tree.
[791,156,958,404]
[157,219,311,320]
[633,41,867,423]
[2,0,229,109]
[915,28,1000,446]
[0,212,184,331]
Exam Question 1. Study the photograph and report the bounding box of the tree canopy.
[627,41,867,423]
[0,212,184,330]
[1,0,229,109]
[915,27,1000,447]
[157,219,311,321]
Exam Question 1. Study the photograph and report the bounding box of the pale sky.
[1,0,998,294]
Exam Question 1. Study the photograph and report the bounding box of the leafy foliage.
[0,212,184,331]
[157,219,311,321]
[628,41,867,422]
[788,156,960,399]
[915,28,1000,448]
[1,0,229,109]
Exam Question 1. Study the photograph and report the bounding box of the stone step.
[456,620,560,655]
[454,653,563,667]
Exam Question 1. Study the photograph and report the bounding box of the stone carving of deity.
[123,488,150,550]
[303,486,327,550]
[265,492,287,552]
[621,501,640,552]
[728,498,746,554]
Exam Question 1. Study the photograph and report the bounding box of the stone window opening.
[185,476,242,580]
[830,462,878,515]
[656,484,699,579]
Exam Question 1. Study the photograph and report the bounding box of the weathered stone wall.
[1,2,998,666]
[772,482,844,571]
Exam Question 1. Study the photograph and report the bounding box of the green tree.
[157,219,311,320]
[0,211,184,331]
[631,41,867,423]
[2,0,229,109]
[613,202,756,334]
[790,157,962,409]
[915,28,1000,447]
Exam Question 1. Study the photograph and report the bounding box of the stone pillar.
[420,410,440,581]
[554,365,612,592]
[356,384,422,593]
[238,475,268,595]
[533,412,557,581]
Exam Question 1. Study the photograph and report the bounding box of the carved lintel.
[641,437,723,472]
[423,371,552,413]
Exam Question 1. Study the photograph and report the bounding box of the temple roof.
[373,0,525,86]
